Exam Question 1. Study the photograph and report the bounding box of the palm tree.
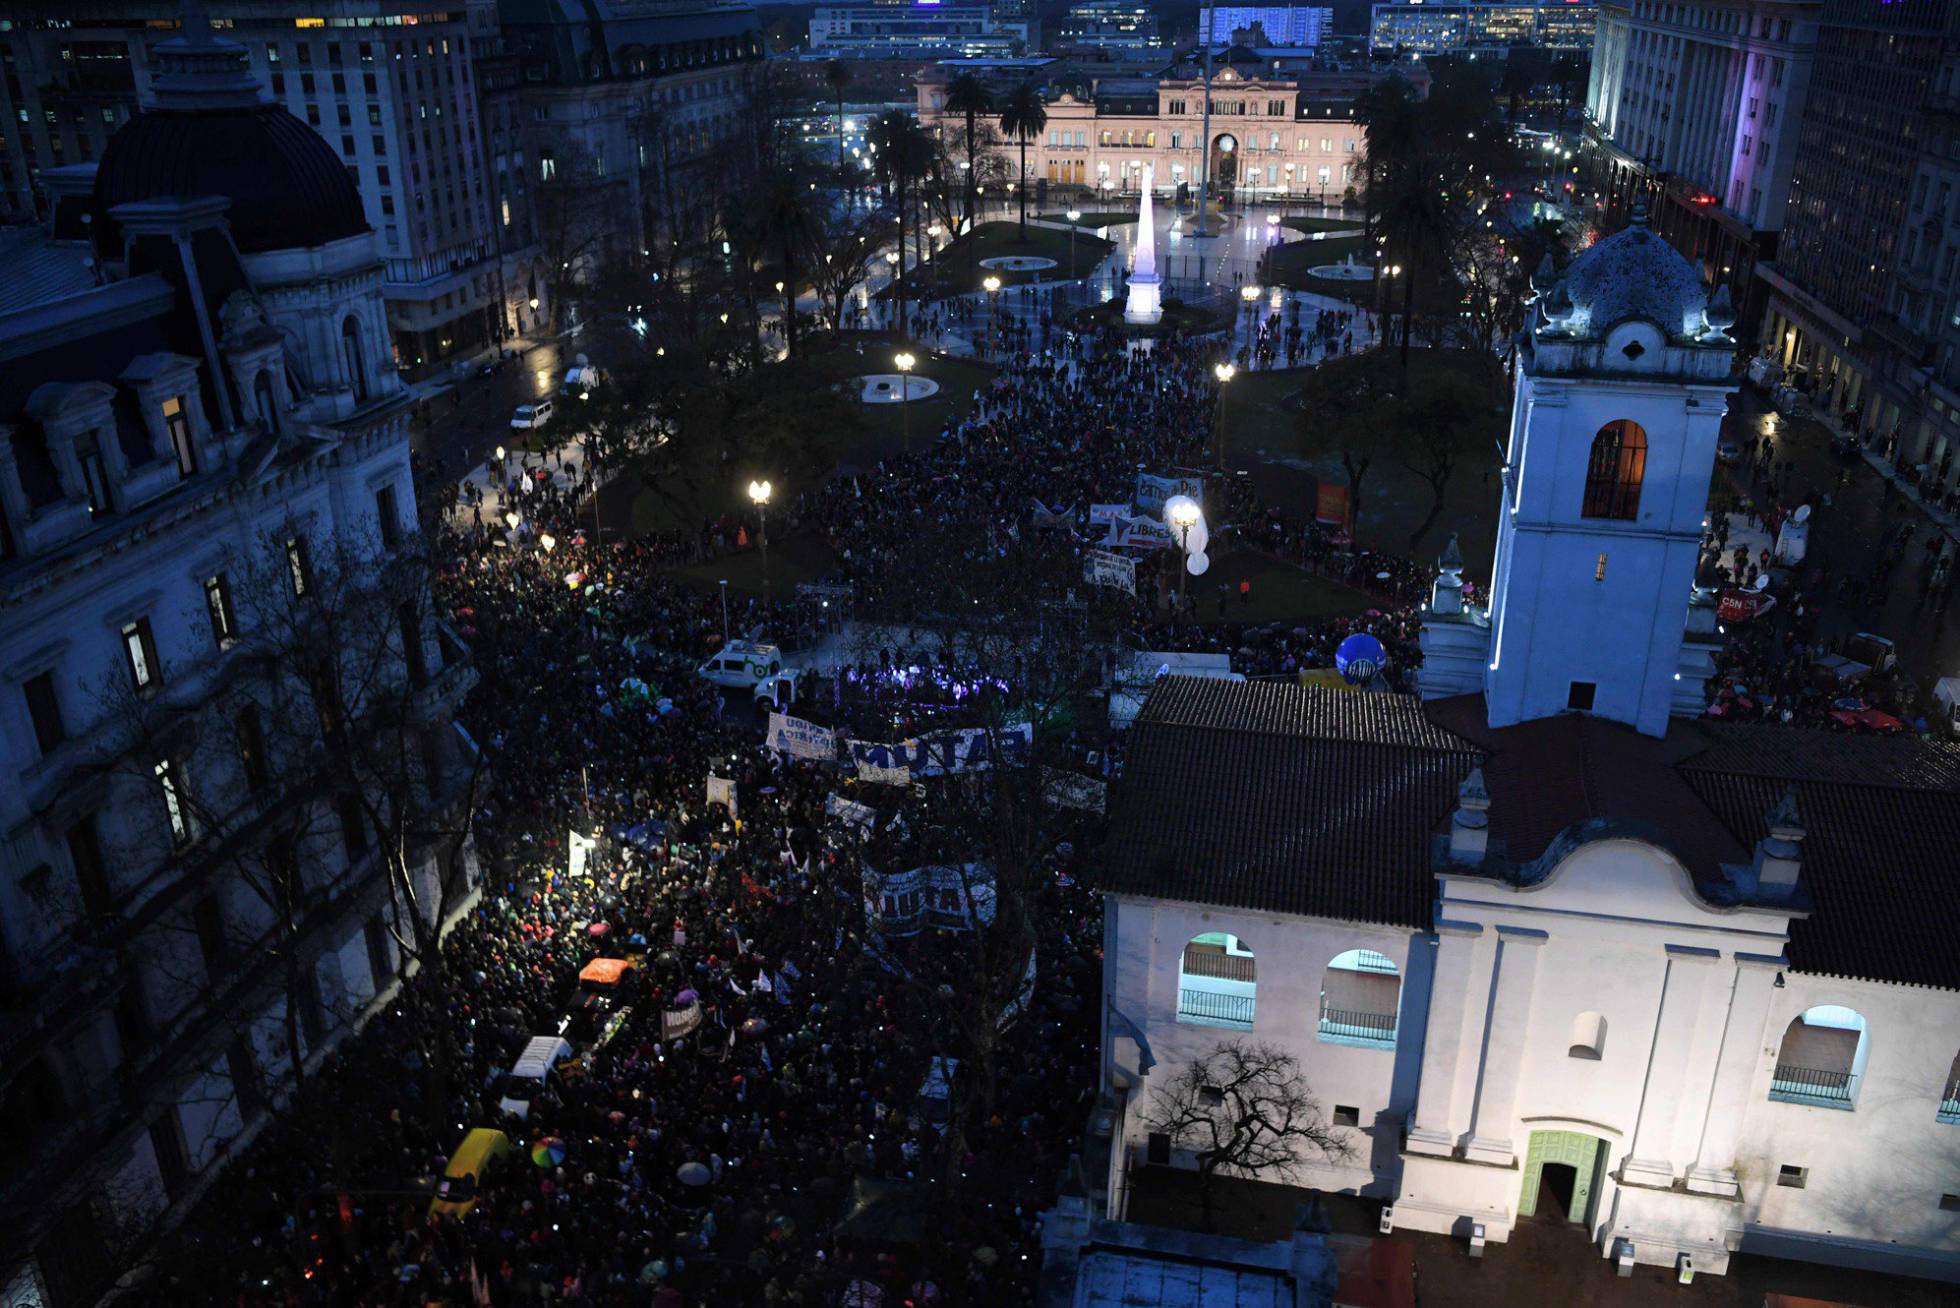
[997,83,1047,242]
[824,60,852,175]
[944,73,994,241]
[756,171,819,359]
[870,112,931,334]
[1354,76,1422,246]
[1373,156,1451,368]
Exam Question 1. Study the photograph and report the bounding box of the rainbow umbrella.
[531,1136,567,1168]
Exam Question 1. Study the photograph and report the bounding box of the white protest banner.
[662,1002,703,1041]
[1083,548,1137,596]
[1029,499,1073,530]
[1106,515,1176,550]
[567,829,599,880]
[1089,502,1129,527]
[848,722,1034,785]
[849,740,913,785]
[825,792,880,829]
[1134,472,1205,513]
[706,774,738,816]
[767,711,839,761]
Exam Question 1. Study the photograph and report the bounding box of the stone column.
[1620,944,1720,1188]
[1406,921,1486,1157]
[1685,952,1782,1196]
[1464,926,1548,1165]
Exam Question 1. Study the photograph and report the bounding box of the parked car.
[510,398,554,430]
[496,1035,573,1119]
[430,1128,514,1219]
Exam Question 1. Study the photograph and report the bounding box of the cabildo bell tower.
[1421,209,1738,738]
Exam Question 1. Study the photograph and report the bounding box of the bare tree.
[1142,1040,1351,1231]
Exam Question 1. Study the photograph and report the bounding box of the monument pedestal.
[1124,273,1162,325]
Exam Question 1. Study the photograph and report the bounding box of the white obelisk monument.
[1123,164,1163,325]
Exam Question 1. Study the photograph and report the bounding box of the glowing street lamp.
[1169,497,1202,614]
[748,478,773,599]
[1066,208,1082,278]
[982,275,1002,354]
[894,352,916,452]
[1240,282,1261,348]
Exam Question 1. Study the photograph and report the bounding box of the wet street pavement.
[1719,381,1960,687]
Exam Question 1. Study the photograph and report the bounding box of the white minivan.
[497,1035,573,1119]
[510,398,554,430]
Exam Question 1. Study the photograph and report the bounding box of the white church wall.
[1734,972,1960,1277]
[1107,894,1425,1195]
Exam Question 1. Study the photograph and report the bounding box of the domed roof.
[91,15,367,255]
[1556,209,1711,342]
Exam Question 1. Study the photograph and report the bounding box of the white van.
[510,398,554,430]
[696,639,782,689]
[497,1035,573,1119]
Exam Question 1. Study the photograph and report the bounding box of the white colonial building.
[0,20,476,1307]
[1097,215,1960,1284]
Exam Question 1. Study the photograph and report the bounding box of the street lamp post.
[1211,361,1236,467]
[1240,283,1261,352]
[982,275,1002,356]
[894,351,916,453]
[748,479,773,601]
[1169,499,1202,616]
[719,578,730,642]
[885,250,901,332]
[1066,208,1081,279]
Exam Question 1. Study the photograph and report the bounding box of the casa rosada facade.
[917,64,1367,204]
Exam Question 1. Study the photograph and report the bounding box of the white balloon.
[1186,550,1211,576]
[1181,517,1209,557]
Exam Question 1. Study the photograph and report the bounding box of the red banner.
[1315,482,1352,532]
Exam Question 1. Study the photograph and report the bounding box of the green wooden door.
[1517,1130,1606,1224]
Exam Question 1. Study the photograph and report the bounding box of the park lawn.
[881,221,1114,298]
[1220,352,1507,575]
[1183,545,1379,622]
[609,336,993,538]
[1262,231,1374,297]
[668,530,843,598]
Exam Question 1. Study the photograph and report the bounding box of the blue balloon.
[1335,633,1386,685]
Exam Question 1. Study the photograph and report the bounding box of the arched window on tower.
[1582,419,1647,520]
[341,315,368,403]
[1938,1048,1960,1124]
[1569,1011,1607,1060]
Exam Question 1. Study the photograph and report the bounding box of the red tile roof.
[1103,682,1960,989]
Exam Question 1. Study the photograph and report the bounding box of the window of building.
[1333,1104,1360,1127]
[1581,419,1646,519]
[234,702,269,791]
[364,913,393,993]
[1770,1006,1868,1110]
[67,818,112,920]
[1176,931,1255,1029]
[286,533,311,596]
[149,1111,188,1197]
[399,602,427,685]
[163,395,195,476]
[157,758,195,846]
[338,792,369,859]
[1319,949,1400,1048]
[227,1036,266,1120]
[199,572,236,649]
[122,617,160,691]
[23,670,65,756]
[1776,1164,1807,1189]
[1566,680,1596,712]
[76,440,111,515]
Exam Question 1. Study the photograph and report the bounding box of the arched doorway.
[1210,134,1238,204]
[1518,1129,1608,1226]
